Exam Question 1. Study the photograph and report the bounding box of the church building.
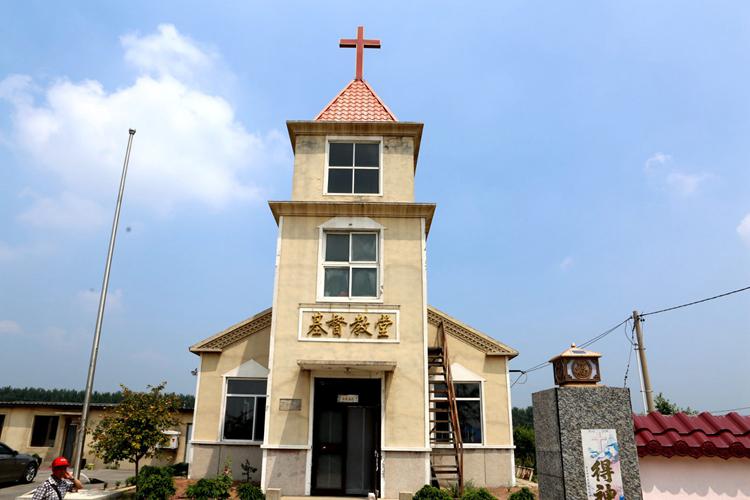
[188,27,518,498]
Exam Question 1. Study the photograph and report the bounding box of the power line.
[642,285,750,317]
[511,284,750,390]
[622,320,634,388]
[511,317,629,387]
[707,405,750,414]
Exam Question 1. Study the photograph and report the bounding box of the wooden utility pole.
[632,310,655,413]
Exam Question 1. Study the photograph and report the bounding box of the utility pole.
[632,310,655,413]
[73,129,135,478]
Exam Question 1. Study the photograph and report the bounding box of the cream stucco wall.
[192,325,271,442]
[266,214,427,449]
[640,456,750,499]
[0,405,192,469]
[291,135,415,203]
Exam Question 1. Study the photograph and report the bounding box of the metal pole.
[632,310,655,414]
[73,129,135,478]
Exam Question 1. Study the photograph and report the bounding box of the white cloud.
[644,152,672,172]
[121,24,216,82]
[643,152,711,196]
[18,192,107,229]
[1,24,287,226]
[0,320,22,336]
[737,214,750,247]
[559,256,574,271]
[666,172,711,196]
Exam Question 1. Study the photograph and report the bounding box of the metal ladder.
[428,322,464,494]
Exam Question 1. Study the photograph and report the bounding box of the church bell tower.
[262,26,435,498]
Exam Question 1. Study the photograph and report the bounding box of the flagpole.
[73,129,135,479]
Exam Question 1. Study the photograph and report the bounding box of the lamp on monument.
[549,343,602,386]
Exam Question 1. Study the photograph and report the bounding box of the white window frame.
[317,217,385,303]
[220,377,267,444]
[453,381,484,445]
[324,136,384,196]
[431,380,485,447]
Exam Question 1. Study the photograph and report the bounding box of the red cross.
[339,26,381,81]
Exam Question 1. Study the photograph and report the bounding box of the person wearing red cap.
[31,457,83,500]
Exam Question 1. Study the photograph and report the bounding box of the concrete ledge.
[18,486,135,499]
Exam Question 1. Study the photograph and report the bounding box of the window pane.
[351,234,376,261]
[329,143,353,166]
[324,267,350,297]
[30,416,58,447]
[351,268,377,297]
[354,169,378,194]
[227,379,266,395]
[354,143,379,167]
[224,396,255,440]
[254,397,266,441]
[457,400,482,443]
[328,169,353,193]
[454,382,480,398]
[325,234,349,262]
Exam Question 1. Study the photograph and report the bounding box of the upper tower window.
[326,140,381,195]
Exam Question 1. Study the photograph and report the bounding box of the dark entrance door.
[312,378,380,497]
[61,419,78,461]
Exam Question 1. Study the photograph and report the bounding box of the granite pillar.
[532,386,642,500]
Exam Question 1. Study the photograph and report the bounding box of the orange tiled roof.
[315,79,397,122]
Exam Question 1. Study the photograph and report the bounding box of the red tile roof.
[315,79,397,122]
[634,412,750,459]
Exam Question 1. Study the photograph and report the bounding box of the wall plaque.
[581,429,624,500]
[279,398,302,411]
[298,307,399,342]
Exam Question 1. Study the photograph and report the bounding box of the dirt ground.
[487,479,538,499]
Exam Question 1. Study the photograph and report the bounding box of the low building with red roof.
[634,411,750,499]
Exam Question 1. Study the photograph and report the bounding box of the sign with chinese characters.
[337,394,359,403]
[582,429,624,500]
[298,308,399,342]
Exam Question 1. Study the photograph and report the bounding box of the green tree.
[91,383,181,480]
[512,406,534,429]
[513,425,536,468]
[654,393,697,415]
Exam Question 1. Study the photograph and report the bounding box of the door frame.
[306,371,385,497]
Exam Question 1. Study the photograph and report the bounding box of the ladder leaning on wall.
[428,321,464,495]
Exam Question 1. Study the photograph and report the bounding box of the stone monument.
[533,344,642,499]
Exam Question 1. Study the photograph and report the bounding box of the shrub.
[414,485,452,500]
[125,476,136,486]
[237,482,265,500]
[462,487,495,500]
[508,487,535,500]
[185,474,233,499]
[167,462,189,477]
[136,466,175,499]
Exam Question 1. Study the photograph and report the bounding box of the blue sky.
[1,1,749,414]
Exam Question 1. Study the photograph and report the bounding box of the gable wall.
[427,321,513,446]
[193,325,271,442]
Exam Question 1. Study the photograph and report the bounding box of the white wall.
[640,455,750,499]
